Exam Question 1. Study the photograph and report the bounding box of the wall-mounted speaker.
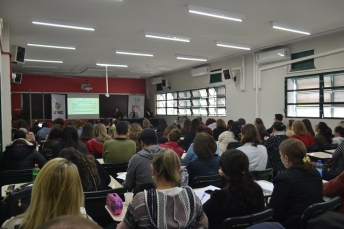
[223,69,231,80]
[11,45,26,64]
[12,73,22,84]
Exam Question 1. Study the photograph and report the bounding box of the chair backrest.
[190,174,223,189]
[306,145,318,153]
[273,148,281,162]
[219,209,274,229]
[84,187,126,227]
[0,169,33,195]
[157,132,164,139]
[323,144,338,151]
[227,142,242,150]
[101,162,129,178]
[250,168,273,182]
[299,196,341,229]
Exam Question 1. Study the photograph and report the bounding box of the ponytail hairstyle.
[334,126,344,137]
[220,150,264,216]
[152,149,181,185]
[231,121,242,141]
[318,122,333,144]
[279,139,314,172]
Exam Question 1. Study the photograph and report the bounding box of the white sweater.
[237,143,268,171]
[218,131,238,155]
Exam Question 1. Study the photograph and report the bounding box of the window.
[156,86,226,116]
[285,71,344,118]
[290,50,315,72]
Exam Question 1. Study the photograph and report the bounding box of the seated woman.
[302,119,316,137]
[156,118,167,132]
[290,120,315,146]
[314,122,333,151]
[203,149,265,229]
[285,119,295,137]
[218,121,241,155]
[257,124,269,142]
[181,118,191,136]
[332,126,344,145]
[59,147,110,191]
[187,132,220,184]
[158,124,177,144]
[323,170,344,213]
[323,140,344,181]
[128,123,143,153]
[213,119,228,141]
[180,119,201,151]
[158,129,184,158]
[117,149,208,229]
[237,124,267,171]
[80,122,94,144]
[268,139,323,229]
[1,158,89,229]
[42,124,63,160]
[142,118,154,129]
[86,124,111,156]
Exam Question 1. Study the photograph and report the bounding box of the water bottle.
[181,168,189,186]
[316,160,323,176]
[33,164,40,181]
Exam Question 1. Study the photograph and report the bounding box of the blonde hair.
[74,119,84,129]
[10,158,84,229]
[152,149,181,185]
[292,120,307,136]
[93,124,111,143]
[129,123,142,141]
[179,117,186,129]
[216,119,227,129]
[142,118,152,128]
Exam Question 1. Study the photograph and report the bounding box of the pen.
[200,193,206,202]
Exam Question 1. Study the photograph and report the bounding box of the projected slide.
[67,94,100,119]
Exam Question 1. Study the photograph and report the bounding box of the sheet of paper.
[194,189,211,204]
[255,181,274,194]
[117,172,127,180]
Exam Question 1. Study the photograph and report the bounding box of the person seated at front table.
[144,108,154,119]
[86,124,112,156]
[237,124,267,171]
[113,107,123,120]
[122,129,162,192]
[117,149,208,229]
[103,121,136,163]
[203,149,265,229]
[158,129,184,158]
[290,120,315,146]
[268,139,323,229]
[187,132,220,185]
[129,107,139,119]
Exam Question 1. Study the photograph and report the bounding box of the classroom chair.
[219,209,274,229]
[306,145,318,153]
[190,174,223,189]
[323,144,338,151]
[227,142,242,150]
[101,162,129,183]
[0,169,33,198]
[250,168,273,182]
[299,196,341,229]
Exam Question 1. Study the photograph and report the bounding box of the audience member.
[65,121,74,127]
[237,118,246,126]
[142,118,154,129]
[74,119,84,136]
[285,119,295,137]
[187,132,220,185]
[338,121,344,128]
[36,122,50,139]
[323,140,344,180]
[0,129,46,171]
[59,147,110,191]
[267,114,283,134]
[113,107,123,120]
[180,118,200,151]
[79,122,94,144]
[103,121,136,163]
[117,149,208,229]
[1,158,88,229]
[237,124,267,171]
[268,139,323,228]
[254,118,264,127]
[174,116,182,129]
[218,121,241,154]
[206,118,217,130]
[128,122,143,152]
[158,124,177,144]
[314,122,333,151]
[290,120,315,146]
[227,120,234,130]
[302,119,315,137]
[52,118,65,127]
[86,124,111,156]
[42,124,63,160]
[158,129,184,158]
[38,215,101,229]
[213,119,228,141]
[332,126,344,144]
[29,120,41,134]
[87,119,95,125]
[144,108,154,119]
[156,118,168,132]
[103,118,111,135]
[181,118,191,135]
[16,119,28,129]
[256,124,269,142]
[323,170,344,213]
[203,150,265,229]
[129,107,139,119]
[123,129,162,191]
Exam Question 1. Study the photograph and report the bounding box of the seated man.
[129,107,139,119]
[103,121,136,163]
[37,122,51,139]
[158,129,184,158]
[267,114,283,134]
[123,129,162,191]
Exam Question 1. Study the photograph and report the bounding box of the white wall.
[147,30,344,130]
[1,23,12,150]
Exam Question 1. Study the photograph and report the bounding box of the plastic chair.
[101,162,129,182]
[219,209,274,229]
[0,169,33,197]
[84,187,127,227]
[299,196,341,229]
[306,145,318,153]
[190,174,223,189]
[227,142,242,150]
[323,144,338,151]
[251,168,273,182]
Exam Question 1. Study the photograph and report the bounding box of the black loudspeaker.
[11,45,26,64]
[223,69,231,80]
[12,73,22,84]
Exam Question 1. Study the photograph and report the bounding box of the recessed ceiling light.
[146,64,174,70]
[32,21,95,31]
[271,22,311,35]
[96,63,128,67]
[23,65,58,69]
[145,32,191,42]
[216,41,251,50]
[187,5,243,22]
[27,43,76,50]
[25,59,63,63]
[116,50,154,57]
[176,55,207,62]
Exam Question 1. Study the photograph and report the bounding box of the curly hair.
[142,118,152,128]
[129,123,143,141]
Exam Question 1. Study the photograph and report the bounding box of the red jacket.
[158,141,184,158]
[291,132,315,146]
[323,171,344,213]
[86,137,104,155]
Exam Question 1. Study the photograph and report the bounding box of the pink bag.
[106,193,123,215]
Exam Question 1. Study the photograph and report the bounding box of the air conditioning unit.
[191,66,210,77]
[256,48,290,64]
[151,77,163,85]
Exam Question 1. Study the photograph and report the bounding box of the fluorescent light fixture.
[116,50,154,57]
[278,53,284,56]
[25,59,63,63]
[32,21,95,31]
[96,63,128,67]
[27,43,76,50]
[216,41,251,50]
[187,5,243,22]
[129,71,156,74]
[271,22,311,35]
[23,65,58,69]
[176,55,207,62]
[87,68,114,72]
[118,75,141,79]
[146,64,174,70]
[76,73,102,77]
[145,32,190,42]
[28,72,53,75]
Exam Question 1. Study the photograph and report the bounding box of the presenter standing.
[113,107,123,120]
[129,107,139,119]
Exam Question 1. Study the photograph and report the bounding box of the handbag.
[106,193,123,215]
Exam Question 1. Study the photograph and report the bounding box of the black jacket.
[42,138,62,159]
[180,130,196,151]
[213,127,227,141]
[52,141,89,158]
[0,139,46,171]
[268,165,323,229]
